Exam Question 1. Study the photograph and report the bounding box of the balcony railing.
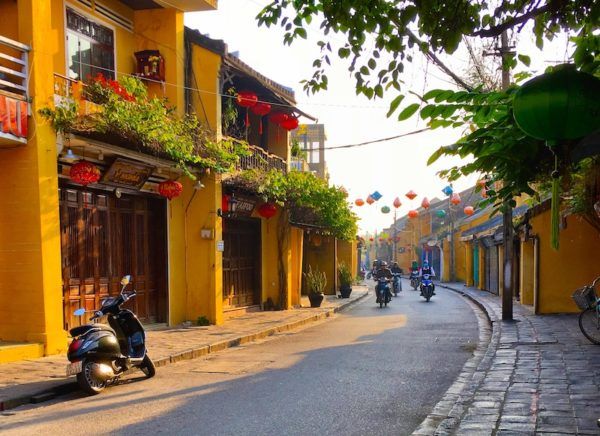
[237,144,287,173]
[0,35,30,146]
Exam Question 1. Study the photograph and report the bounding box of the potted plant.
[304,265,327,308]
[338,262,353,298]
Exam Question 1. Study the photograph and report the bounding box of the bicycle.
[572,276,600,344]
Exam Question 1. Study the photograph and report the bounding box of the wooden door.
[222,218,261,308]
[60,187,166,331]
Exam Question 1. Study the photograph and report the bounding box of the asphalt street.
[0,280,479,436]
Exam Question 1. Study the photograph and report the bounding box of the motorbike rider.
[374,261,393,302]
[419,260,436,295]
[390,262,402,275]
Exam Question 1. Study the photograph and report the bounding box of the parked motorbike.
[67,275,155,395]
[410,271,420,291]
[375,277,392,308]
[392,273,402,296]
[420,274,435,302]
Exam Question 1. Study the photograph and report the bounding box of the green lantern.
[513,65,600,143]
[381,205,391,214]
[436,210,446,218]
[513,65,600,250]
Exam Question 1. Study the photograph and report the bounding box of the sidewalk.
[0,287,369,411]
[414,282,600,435]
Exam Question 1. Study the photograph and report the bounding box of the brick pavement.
[413,283,600,435]
[0,288,368,411]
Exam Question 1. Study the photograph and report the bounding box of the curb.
[0,291,369,412]
[412,283,497,435]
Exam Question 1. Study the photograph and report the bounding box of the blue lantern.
[442,185,453,196]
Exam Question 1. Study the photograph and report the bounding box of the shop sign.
[102,158,154,189]
[233,195,257,217]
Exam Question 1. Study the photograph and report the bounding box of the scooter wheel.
[77,359,107,395]
[140,355,156,378]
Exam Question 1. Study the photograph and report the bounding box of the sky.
[185,0,572,234]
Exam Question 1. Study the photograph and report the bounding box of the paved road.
[0,281,479,436]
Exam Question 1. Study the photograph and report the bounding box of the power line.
[308,127,431,150]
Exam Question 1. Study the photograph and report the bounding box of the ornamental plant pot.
[339,285,352,299]
[308,292,324,308]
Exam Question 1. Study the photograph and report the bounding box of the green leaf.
[397,103,420,121]
[423,89,445,100]
[296,28,307,39]
[386,95,405,118]
[517,54,531,66]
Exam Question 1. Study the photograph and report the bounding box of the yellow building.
[0,0,329,363]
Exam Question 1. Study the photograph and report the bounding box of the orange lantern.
[369,237,374,242]
[393,197,402,208]
[158,180,183,200]
[450,193,461,205]
[366,196,375,205]
[464,206,475,216]
[408,210,419,219]
[406,190,417,200]
[421,197,430,209]
[355,198,365,206]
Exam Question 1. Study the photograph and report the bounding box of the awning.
[460,205,529,241]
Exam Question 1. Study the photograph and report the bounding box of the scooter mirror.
[74,308,86,316]
[121,275,131,285]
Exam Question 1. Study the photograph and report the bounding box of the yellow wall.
[337,239,358,279]
[304,235,336,295]
[290,227,304,307]
[134,8,185,114]
[0,0,67,354]
[260,210,294,309]
[190,44,221,131]
[520,240,534,305]
[465,242,474,286]
[532,212,600,313]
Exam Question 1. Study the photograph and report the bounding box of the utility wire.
[308,128,431,150]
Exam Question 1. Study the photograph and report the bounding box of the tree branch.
[404,30,473,91]
[471,3,551,38]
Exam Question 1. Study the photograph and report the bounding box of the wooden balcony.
[0,35,30,147]
[237,143,287,174]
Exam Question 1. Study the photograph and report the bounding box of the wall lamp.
[217,194,238,218]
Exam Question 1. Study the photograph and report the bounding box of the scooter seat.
[70,324,116,337]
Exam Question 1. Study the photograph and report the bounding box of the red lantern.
[464,206,475,216]
[421,197,430,209]
[251,102,271,134]
[158,180,183,200]
[379,238,384,242]
[269,112,289,125]
[406,190,417,200]
[70,160,101,186]
[408,210,419,219]
[280,116,299,131]
[236,91,258,127]
[393,197,402,208]
[236,91,258,107]
[369,237,374,242]
[366,196,375,205]
[258,203,277,219]
[450,193,461,205]
[355,198,365,207]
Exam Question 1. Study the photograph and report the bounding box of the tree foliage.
[40,75,248,176]
[227,169,358,240]
[257,1,600,214]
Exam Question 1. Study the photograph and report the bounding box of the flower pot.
[308,292,324,308]
[339,285,352,299]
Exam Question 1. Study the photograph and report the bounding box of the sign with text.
[102,158,154,189]
[233,195,257,217]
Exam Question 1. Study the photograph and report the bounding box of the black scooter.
[66,275,155,394]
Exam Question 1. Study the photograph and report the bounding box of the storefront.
[58,143,170,330]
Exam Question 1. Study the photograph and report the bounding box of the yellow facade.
[529,211,600,314]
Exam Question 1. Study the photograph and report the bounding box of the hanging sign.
[102,158,154,189]
[234,194,258,217]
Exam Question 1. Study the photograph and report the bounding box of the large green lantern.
[513,65,600,250]
[513,65,600,143]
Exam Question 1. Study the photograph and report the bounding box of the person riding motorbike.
[390,261,402,294]
[419,261,436,295]
[374,261,393,303]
